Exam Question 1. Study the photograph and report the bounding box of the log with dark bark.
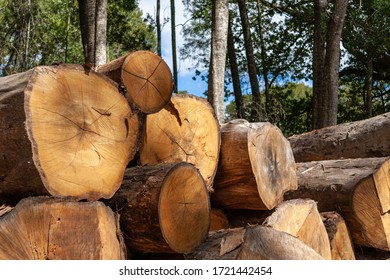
[96,50,173,114]
[263,198,331,259]
[212,119,297,210]
[186,225,323,260]
[139,94,220,190]
[0,64,140,203]
[288,112,390,162]
[0,196,125,260]
[108,162,210,254]
[321,211,356,260]
[284,157,390,250]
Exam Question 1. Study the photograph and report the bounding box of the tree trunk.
[284,157,390,250]
[312,0,348,128]
[227,15,244,119]
[0,64,140,204]
[288,112,390,162]
[170,0,178,92]
[108,162,210,254]
[156,0,162,56]
[0,197,125,260]
[78,0,107,67]
[212,119,297,210]
[263,199,332,260]
[187,225,323,260]
[207,0,229,123]
[96,50,173,114]
[237,0,262,121]
[321,211,356,260]
[139,94,220,190]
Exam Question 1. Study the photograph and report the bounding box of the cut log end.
[0,197,125,260]
[24,64,139,200]
[159,163,210,254]
[122,51,173,114]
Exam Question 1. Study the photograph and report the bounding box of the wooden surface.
[212,119,297,210]
[0,197,125,260]
[285,157,390,250]
[108,162,210,254]
[140,94,221,190]
[288,112,390,162]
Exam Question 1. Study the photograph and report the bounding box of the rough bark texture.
[0,64,139,203]
[140,94,220,190]
[78,0,107,67]
[237,0,262,121]
[312,0,348,128]
[321,211,356,260]
[207,0,228,123]
[96,50,173,114]
[288,112,390,162]
[263,199,332,260]
[108,163,210,254]
[0,196,125,260]
[212,119,297,210]
[284,157,390,250]
[187,225,323,260]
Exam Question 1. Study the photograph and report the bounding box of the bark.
[139,94,221,190]
[96,50,173,114]
[237,0,262,121]
[208,0,229,123]
[212,119,297,210]
[170,0,178,92]
[78,0,107,67]
[0,64,139,203]
[0,197,125,260]
[284,157,390,250]
[263,199,332,260]
[187,225,323,260]
[107,163,210,254]
[288,112,390,162]
[227,15,244,119]
[321,211,356,260]
[312,0,348,128]
[156,0,162,56]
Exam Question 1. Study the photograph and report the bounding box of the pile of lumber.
[0,50,389,260]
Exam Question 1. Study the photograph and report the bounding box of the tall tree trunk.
[170,0,178,92]
[78,0,107,67]
[156,0,161,56]
[364,57,373,118]
[227,15,244,119]
[237,0,262,121]
[312,0,348,129]
[207,0,229,123]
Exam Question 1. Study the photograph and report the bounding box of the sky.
[138,0,208,97]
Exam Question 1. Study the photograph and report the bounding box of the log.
[321,211,356,260]
[263,198,332,259]
[96,50,173,114]
[0,64,140,203]
[288,112,390,162]
[108,162,210,254]
[211,119,297,210]
[187,225,323,260]
[139,94,220,190]
[284,157,390,250]
[0,196,125,260]
[209,208,229,231]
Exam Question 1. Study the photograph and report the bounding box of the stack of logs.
[0,50,389,260]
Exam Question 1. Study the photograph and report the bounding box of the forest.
[0,0,389,135]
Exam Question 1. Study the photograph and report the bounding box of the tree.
[237,0,262,121]
[77,0,108,67]
[207,0,229,123]
[156,0,161,56]
[170,0,178,91]
[312,0,348,129]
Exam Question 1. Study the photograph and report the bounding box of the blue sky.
[138,0,208,98]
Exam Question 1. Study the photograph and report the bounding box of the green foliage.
[226,82,312,136]
[0,0,156,75]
